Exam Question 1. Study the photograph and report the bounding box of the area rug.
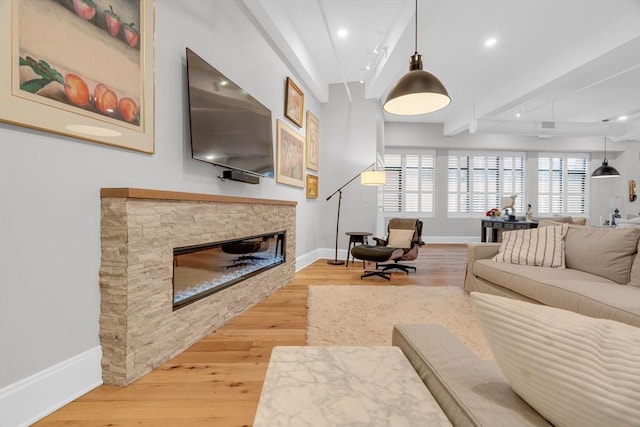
[307,285,493,359]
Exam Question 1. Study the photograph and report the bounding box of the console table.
[481,219,538,242]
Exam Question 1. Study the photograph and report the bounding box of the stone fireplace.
[99,188,296,386]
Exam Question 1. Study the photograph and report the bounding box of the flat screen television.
[186,48,274,178]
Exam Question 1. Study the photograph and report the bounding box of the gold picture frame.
[306,111,319,171]
[276,119,304,188]
[306,173,318,199]
[285,76,304,127]
[0,0,155,153]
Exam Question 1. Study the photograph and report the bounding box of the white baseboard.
[295,248,323,271]
[0,346,103,427]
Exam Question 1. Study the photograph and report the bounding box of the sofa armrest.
[466,243,500,272]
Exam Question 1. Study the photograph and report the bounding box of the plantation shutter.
[538,153,589,215]
[448,151,525,218]
[382,151,435,216]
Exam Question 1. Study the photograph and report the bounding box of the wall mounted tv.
[186,48,274,181]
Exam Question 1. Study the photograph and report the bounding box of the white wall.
[384,122,639,240]
[320,82,381,256]
[0,1,324,424]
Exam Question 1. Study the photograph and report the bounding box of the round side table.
[345,231,373,266]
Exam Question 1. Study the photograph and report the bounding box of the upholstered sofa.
[464,223,640,327]
[393,293,640,427]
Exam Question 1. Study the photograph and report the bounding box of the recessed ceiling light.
[484,38,497,47]
[618,115,628,121]
[365,65,370,71]
[206,155,214,160]
[516,112,521,118]
[359,80,364,84]
[337,29,348,39]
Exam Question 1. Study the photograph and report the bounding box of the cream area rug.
[307,285,493,360]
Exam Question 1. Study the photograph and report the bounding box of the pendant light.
[591,121,620,178]
[591,139,620,178]
[383,0,450,115]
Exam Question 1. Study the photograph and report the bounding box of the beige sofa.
[464,223,640,327]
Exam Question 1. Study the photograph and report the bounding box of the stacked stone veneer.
[99,188,296,386]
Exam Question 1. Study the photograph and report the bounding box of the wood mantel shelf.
[100,188,297,206]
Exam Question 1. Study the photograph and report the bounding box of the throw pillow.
[493,223,567,268]
[537,219,565,228]
[570,216,587,225]
[551,214,574,223]
[386,228,414,249]
[471,292,640,427]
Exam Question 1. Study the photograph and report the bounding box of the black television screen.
[186,48,274,178]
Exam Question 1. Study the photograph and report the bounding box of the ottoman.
[350,245,404,280]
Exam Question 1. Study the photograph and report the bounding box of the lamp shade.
[360,170,386,186]
[591,160,620,178]
[383,67,450,115]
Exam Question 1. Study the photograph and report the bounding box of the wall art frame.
[276,119,305,188]
[284,76,304,127]
[305,110,319,171]
[0,0,155,153]
[305,173,318,199]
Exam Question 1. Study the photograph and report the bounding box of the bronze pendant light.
[383,0,450,115]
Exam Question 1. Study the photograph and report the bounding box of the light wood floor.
[35,244,467,427]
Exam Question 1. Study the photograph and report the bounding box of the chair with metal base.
[372,218,423,274]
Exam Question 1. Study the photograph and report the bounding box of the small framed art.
[276,119,305,188]
[306,173,318,198]
[285,76,304,127]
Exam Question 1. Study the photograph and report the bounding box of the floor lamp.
[326,163,387,265]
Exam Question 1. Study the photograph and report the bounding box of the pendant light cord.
[414,0,418,53]
[603,119,609,160]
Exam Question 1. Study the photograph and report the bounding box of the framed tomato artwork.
[0,0,155,153]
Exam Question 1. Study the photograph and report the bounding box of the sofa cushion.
[564,225,640,285]
[392,324,551,427]
[472,260,640,327]
[471,292,640,427]
[493,224,567,268]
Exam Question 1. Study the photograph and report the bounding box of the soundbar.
[222,169,260,184]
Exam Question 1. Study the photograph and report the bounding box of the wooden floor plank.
[33,245,467,426]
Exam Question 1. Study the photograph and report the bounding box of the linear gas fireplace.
[173,231,286,310]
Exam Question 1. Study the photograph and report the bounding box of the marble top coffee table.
[253,346,452,426]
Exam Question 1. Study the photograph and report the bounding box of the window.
[448,151,525,217]
[538,153,589,215]
[382,151,435,215]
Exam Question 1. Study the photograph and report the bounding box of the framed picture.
[285,76,304,127]
[276,119,304,188]
[306,173,318,199]
[306,111,319,171]
[0,0,155,153]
